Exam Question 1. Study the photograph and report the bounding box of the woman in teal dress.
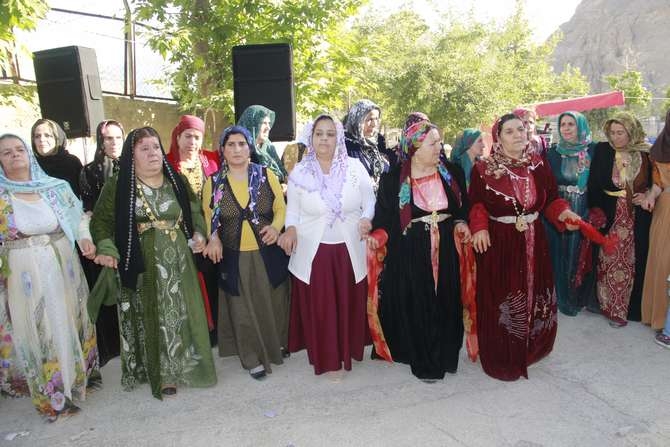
[545,111,597,315]
[450,128,484,188]
[90,127,216,399]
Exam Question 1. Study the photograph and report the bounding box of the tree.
[0,0,48,106]
[339,3,590,140]
[133,0,366,122]
[583,70,653,139]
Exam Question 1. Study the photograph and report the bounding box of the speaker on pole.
[233,43,296,141]
[33,46,105,138]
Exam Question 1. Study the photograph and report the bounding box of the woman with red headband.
[469,113,580,381]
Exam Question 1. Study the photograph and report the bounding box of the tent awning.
[533,91,625,117]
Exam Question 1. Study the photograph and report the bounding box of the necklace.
[135,180,182,242]
[510,170,532,232]
[180,160,203,198]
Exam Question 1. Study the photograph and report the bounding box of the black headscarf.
[115,127,195,289]
[30,118,82,196]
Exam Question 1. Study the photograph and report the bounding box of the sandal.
[161,385,177,396]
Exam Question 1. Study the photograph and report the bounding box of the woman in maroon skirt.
[470,113,581,381]
[278,114,375,375]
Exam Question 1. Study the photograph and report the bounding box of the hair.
[497,113,522,136]
[131,126,160,147]
[0,133,25,146]
[313,115,335,131]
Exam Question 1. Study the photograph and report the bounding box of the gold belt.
[137,220,179,234]
[411,212,451,225]
[604,189,626,198]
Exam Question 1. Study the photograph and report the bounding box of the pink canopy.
[533,91,625,117]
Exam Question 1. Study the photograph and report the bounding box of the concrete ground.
[1,311,669,447]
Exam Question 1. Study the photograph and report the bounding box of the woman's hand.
[472,230,491,254]
[79,239,97,259]
[94,254,118,269]
[203,233,223,263]
[358,218,372,240]
[260,225,280,245]
[190,232,206,254]
[454,222,472,244]
[277,226,297,255]
[558,209,581,231]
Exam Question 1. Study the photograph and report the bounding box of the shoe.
[280,347,290,359]
[655,333,670,349]
[250,366,267,380]
[161,385,177,396]
[421,378,439,384]
[608,319,627,328]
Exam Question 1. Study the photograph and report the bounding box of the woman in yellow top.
[204,126,290,380]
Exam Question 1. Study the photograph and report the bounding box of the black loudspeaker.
[233,43,296,141]
[33,46,105,138]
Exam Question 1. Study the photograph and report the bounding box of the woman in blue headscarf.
[545,111,598,316]
[450,128,484,188]
[0,133,99,420]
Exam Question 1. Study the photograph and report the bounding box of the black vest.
[215,168,289,295]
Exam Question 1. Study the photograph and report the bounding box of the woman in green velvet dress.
[90,127,216,399]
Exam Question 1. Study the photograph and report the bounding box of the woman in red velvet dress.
[469,113,581,381]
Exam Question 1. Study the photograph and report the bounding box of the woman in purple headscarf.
[278,114,376,376]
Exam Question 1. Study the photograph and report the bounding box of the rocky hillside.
[552,0,669,95]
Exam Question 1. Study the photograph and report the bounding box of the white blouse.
[285,158,375,284]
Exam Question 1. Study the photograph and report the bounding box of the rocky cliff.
[552,0,669,95]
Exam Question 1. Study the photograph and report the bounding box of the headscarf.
[93,119,125,179]
[555,111,592,189]
[237,105,287,182]
[450,128,482,184]
[397,120,441,232]
[289,114,348,227]
[345,99,381,141]
[115,127,194,289]
[165,115,218,178]
[211,125,263,233]
[30,119,80,182]
[603,111,651,153]
[483,114,532,179]
[344,99,388,185]
[0,133,83,246]
[650,108,670,162]
[512,107,537,131]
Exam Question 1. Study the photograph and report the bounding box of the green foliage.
[605,70,652,114]
[0,0,48,107]
[661,86,670,116]
[133,0,366,121]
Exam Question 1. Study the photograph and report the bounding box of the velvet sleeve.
[467,166,489,234]
[91,176,117,245]
[447,162,469,222]
[540,160,570,229]
[371,170,396,236]
[182,174,206,236]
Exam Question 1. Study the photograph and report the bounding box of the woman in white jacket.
[278,114,375,375]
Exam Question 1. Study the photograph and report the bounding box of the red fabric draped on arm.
[543,198,570,231]
[454,231,478,362]
[366,228,393,362]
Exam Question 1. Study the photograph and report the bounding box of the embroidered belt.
[489,211,539,224]
[0,231,66,249]
[411,212,451,225]
[558,185,585,195]
[137,220,179,234]
[604,189,626,198]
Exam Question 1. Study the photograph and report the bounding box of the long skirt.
[642,192,670,328]
[288,243,368,374]
[217,250,289,372]
[597,198,635,323]
[0,234,99,419]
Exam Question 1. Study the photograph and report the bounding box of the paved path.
[1,311,669,447]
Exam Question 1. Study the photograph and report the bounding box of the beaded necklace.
[509,169,532,232]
